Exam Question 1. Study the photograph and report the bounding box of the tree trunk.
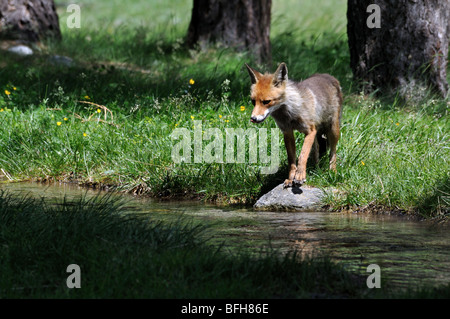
[347,0,449,99]
[0,0,61,43]
[186,0,272,64]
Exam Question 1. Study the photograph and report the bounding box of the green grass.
[0,0,448,219]
[315,94,449,216]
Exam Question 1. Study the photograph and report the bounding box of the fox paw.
[283,179,293,188]
[283,178,305,189]
[292,178,306,187]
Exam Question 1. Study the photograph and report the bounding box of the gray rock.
[7,45,33,56]
[254,183,325,211]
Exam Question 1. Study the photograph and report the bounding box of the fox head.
[245,62,288,123]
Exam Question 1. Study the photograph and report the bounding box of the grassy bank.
[0,0,448,218]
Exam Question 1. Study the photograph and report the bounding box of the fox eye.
[251,99,256,106]
[262,100,271,105]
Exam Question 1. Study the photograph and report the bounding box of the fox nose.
[250,116,257,123]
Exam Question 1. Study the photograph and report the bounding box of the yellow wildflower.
[84,95,90,100]
[64,117,68,121]
[240,106,245,111]
[57,122,62,126]
[190,115,195,120]
[219,114,222,118]
[189,79,195,85]
[97,109,101,113]
[5,90,11,96]
[0,108,4,112]
[361,161,365,166]
[396,122,399,126]
[83,133,87,137]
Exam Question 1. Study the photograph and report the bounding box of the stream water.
[1,181,449,290]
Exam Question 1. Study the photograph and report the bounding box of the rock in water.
[254,184,325,211]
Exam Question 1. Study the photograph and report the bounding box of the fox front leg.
[294,127,317,186]
[283,131,297,188]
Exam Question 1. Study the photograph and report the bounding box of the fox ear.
[273,62,288,87]
[245,63,262,84]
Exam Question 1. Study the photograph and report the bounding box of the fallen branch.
[77,100,114,122]
[46,102,119,128]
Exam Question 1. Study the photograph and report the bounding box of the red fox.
[245,62,343,188]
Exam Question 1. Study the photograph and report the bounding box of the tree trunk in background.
[347,0,449,99]
[0,0,61,43]
[187,0,272,64]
